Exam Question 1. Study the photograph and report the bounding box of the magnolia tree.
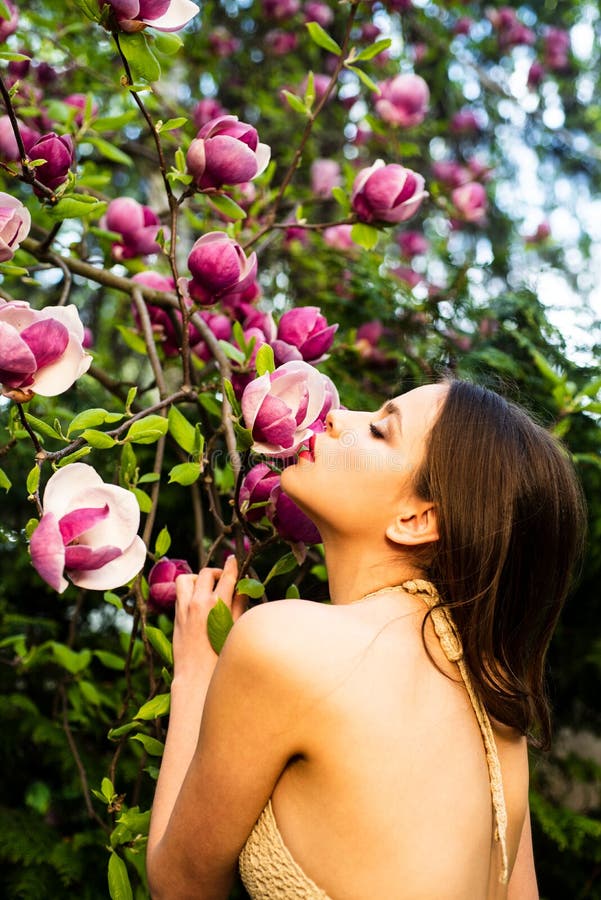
[0,0,600,897]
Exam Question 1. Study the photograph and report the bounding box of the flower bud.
[187,115,270,190]
[0,1,18,42]
[451,181,487,223]
[148,558,193,611]
[0,116,40,161]
[273,306,337,365]
[104,198,163,260]
[102,0,199,32]
[28,132,74,193]
[187,232,257,306]
[352,159,427,225]
[310,159,341,198]
[374,74,430,128]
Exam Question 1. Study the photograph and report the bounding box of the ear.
[385,503,439,547]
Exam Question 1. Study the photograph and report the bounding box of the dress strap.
[402,579,509,885]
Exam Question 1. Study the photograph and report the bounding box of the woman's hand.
[173,556,245,684]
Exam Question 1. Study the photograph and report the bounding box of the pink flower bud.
[397,230,428,257]
[273,491,321,545]
[28,132,74,193]
[451,181,487,223]
[310,158,341,198]
[104,198,163,260]
[29,464,146,593]
[102,0,199,32]
[0,1,18,42]
[323,224,355,251]
[352,159,427,225]
[187,115,271,190]
[240,463,280,523]
[190,311,232,361]
[0,301,91,401]
[544,27,570,71]
[453,17,472,36]
[431,160,470,188]
[0,192,30,262]
[192,98,229,130]
[304,1,333,28]
[273,306,338,365]
[209,26,241,57]
[450,108,482,134]
[527,61,545,89]
[187,232,257,306]
[374,74,430,128]
[262,0,300,20]
[264,29,298,55]
[64,94,99,127]
[148,557,193,611]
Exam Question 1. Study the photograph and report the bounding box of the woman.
[146,380,585,899]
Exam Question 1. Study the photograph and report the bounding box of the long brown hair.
[414,379,586,749]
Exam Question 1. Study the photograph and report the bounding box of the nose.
[325,409,364,437]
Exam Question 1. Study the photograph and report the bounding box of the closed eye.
[370,422,385,439]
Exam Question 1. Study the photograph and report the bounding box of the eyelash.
[370,423,385,439]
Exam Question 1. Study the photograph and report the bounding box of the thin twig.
[60,684,110,832]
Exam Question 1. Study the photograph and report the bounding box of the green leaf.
[47,194,107,221]
[25,413,63,441]
[125,386,137,413]
[108,852,133,900]
[168,405,197,454]
[285,583,301,599]
[134,693,170,721]
[345,64,381,94]
[94,650,125,670]
[132,487,152,513]
[331,186,350,213]
[264,552,298,584]
[352,39,392,62]
[81,428,117,449]
[0,467,11,492]
[208,193,247,221]
[0,261,29,275]
[151,31,183,56]
[0,1,13,20]
[130,733,165,756]
[207,598,234,654]
[236,577,264,599]
[101,777,115,800]
[126,415,169,444]
[234,421,253,451]
[49,642,92,674]
[120,442,137,484]
[351,222,380,250]
[117,324,148,355]
[26,465,40,495]
[79,679,102,705]
[305,21,341,55]
[281,90,309,115]
[222,378,241,417]
[168,462,202,485]
[255,343,275,376]
[119,31,161,84]
[154,526,171,558]
[138,472,160,484]
[157,116,187,132]
[25,517,39,539]
[86,135,133,166]
[56,446,92,466]
[108,721,140,740]
[68,408,124,436]
[145,625,173,666]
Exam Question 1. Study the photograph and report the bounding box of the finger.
[175,573,197,623]
[232,591,248,622]
[191,567,224,603]
[214,556,238,607]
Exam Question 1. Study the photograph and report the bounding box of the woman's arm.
[146,561,309,899]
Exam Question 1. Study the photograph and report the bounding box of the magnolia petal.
[58,504,110,545]
[0,320,36,374]
[42,463,106,521]
[69,535,147,590]
[30,512,68,593]
[241,371,271,430]
[39,304,86,343]
[20,318,69,370]
[254,142,271,178]
[30,335,91,397]
[0,300,38,332]
[70,484,141,549]
[299,323,338,361]
[142,0,199,31]
[270,362,326,428]
[205,135,260,184]
[65,543,122,571]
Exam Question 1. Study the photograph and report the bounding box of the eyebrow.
[384,400,403,433]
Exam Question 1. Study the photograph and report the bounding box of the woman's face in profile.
[281,383,448,540]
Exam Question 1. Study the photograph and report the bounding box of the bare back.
[264,593,530,900]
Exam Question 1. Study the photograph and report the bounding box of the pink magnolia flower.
[0,1,18,42]
[192,98,229,130]
[374,74,430,128]
[240,463,321,544]
[0,193,31,262]
[131,271,180,356]
[431,160,470,188]
[30,464,147,594]
[190,310,232,361]
[544,27,570,71]
[102,0,199,32]
[64,94,99,126]
[450,108,481,134]
[451,181,487,223]
[304,2,333,27]
[352,160,427,225]
[0,116,40,161]
[310,158,341,198]
[148,557,193,611]
[262,0,300,20]
[241,360,339,457]
[209,27,241,57]
[0,301,91,401]
[453,17,472,36]
[187,232,257,306]
[28,132,74,192]
[104,198,163,260]
[272,306,338,365]
[187,115,270,190]
[264,29,298,55]
[397,230,428,257]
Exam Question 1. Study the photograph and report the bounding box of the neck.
[321,534,423,605]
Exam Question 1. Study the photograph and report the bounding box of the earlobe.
[385,504,439,547]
